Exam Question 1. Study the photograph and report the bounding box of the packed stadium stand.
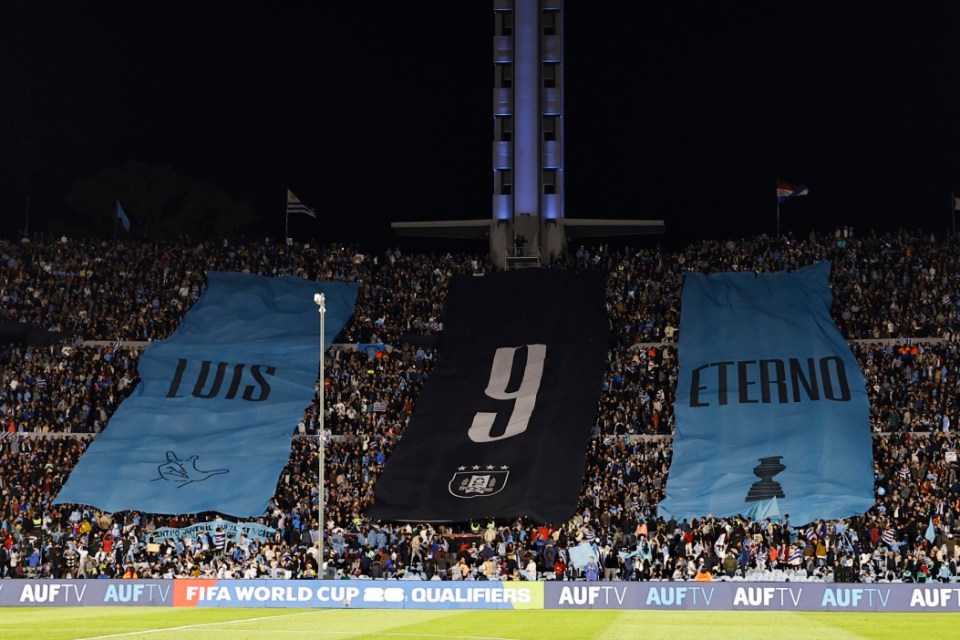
[1,229,959,584]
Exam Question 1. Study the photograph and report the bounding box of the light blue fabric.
[55,272,358,516]
[743,496,781,521]
[116,199,131,232]
[659,262,874,526]
[568,543,598,570]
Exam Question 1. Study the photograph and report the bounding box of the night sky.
[2,2,960,249]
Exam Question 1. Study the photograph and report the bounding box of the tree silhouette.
[63,161,259,240]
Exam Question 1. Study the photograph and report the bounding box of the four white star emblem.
[458,464,509,471]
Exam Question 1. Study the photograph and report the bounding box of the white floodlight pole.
[317,293,326,576]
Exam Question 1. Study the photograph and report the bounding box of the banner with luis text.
[56,272,358,516]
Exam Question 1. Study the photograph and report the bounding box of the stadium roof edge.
[390,220,491,239]
[563,218,665,237]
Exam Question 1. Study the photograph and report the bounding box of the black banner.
[368,269,608,524]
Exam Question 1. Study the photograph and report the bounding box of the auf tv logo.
[153,451,229,488]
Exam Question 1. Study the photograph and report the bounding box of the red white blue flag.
[777,181,809,204]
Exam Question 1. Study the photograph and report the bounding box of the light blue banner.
[56,272,358,516]
[659,263,874,525]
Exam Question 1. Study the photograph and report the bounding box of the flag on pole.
[286,189,316,218]
[116,199,131,232]
[776,181,809,204]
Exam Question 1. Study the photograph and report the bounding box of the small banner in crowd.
[659,262,874,525]
[368,270,608,524]
[56,272,358,516]
[145,519,276,544]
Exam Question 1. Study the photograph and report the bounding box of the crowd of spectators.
[1,228,960,582]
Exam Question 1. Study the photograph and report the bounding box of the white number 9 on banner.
[468,344,546,443]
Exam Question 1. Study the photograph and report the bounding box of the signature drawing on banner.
[153,451,229,488]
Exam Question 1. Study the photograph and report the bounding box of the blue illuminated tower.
[393,0,664,266]
[490,0,564,266]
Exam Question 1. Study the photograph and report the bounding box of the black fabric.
[0,321,69,346]
[368,269,608,524]
[399,333,441,346]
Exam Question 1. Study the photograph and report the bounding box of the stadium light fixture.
[315,292,326,577]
